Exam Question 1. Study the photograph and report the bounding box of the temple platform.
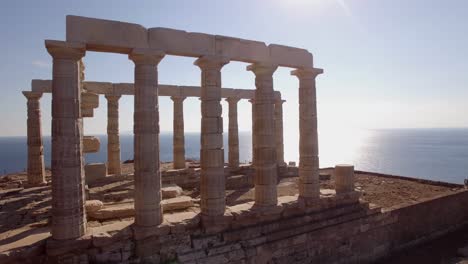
[1,163,467,263]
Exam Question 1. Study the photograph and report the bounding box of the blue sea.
[1,129,468,184]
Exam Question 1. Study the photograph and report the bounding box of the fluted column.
[194,55,229,219]
[226,97,240,169]
[105,94,121,175]
[248,99,256,167]
[275,98,286,166]
[22,91,46,186]
[171,96,186,169]
[46,40,86,240]
[247,63,278,208]
[129,49,165,227]
[291,67,323,201]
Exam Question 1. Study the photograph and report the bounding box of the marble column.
[129,49,165,227]
[105,94,121,175]
[46,40,86,240]
[247,63,278,208]
[171,96,186,169]
[248,99,256,167]
[22,91,46,186]
[226,97,240,169]
[291,67,323,201]
[275,98,286,166]
[194,55,229,218]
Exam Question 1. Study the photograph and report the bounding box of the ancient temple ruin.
[3,15,468,264]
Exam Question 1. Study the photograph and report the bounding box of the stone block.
[83,81,113,94]
[268,44,313,68]
[149,27,215,57]
[66,15,149,53]
[83,136,100,153]
[162,184,183,199]
[162,196,194,212]
[215,35,269,63]
[31,79,52,93]
[85,199,104,213]
[85,163,107,184]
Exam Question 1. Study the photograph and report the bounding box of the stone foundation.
[2,186,468,264]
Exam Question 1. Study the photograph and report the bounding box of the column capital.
[170,95,187,103]
[225,97,241,104]
[22,91,43,100]
[247,63,278,76]
[291,67,324,79]
[105,94,122,101]
[129,48,165,65]
[45,40,86,60]
[194,55,229,70]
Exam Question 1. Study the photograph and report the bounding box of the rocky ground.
[0,163,466,262]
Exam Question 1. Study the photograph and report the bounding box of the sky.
[1,0,468,140]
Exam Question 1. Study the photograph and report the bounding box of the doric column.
[226,97,240,169]
[46,40,86,240]
[171,96,186,169]
[194,55,229,219]
[105,94,121,175]
[291,67,323,201]
[248,99,256,167]
[275,98,286,166]
[22,91,46,186]
[129,49,165,227]
[247,63,278,208]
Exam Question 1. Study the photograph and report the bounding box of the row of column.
[43,41,322,240]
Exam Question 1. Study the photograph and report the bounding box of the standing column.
[226,97,240,169]
[275,98,286,166]
[170,96,186,169]
[46,40,86,240]
[247,63,278,208]
[248,99,256,167]
[194,55,229,220]
[22,91,46,186]
[291,67,323,202]
[105,94,122,175]
[129,49,165,227]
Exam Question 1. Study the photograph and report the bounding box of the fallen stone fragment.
[162,184,183,199]
[85,200,104,213]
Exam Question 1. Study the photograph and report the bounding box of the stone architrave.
[275,99,286,166]
[22,91,46,186]
[194,55,229,219]
[129,49,165,227]
[247,63,278,208]
[170,96,186,169]
[46,40,86,240]
[226,97,241,169]
[291,67,323,202]
[105,94,122,175]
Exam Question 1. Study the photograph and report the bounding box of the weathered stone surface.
[269,44,313,68]
[85,200,104,213]
[85,163,107,184]
[83,136,100,153]
[46,40,87,240]
[67,15,149,53]
[335,164,355,194]
[162,196,194,211]
[149,27,215,57]
[162,184,183,199]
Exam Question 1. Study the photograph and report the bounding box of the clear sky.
[1,0,468,139]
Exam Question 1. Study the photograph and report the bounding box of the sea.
[1,128,467,184]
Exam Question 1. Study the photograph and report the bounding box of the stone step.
[88,196,194,220]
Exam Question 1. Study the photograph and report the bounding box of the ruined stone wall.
[5,189,468,264]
